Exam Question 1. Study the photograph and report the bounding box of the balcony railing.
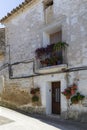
[35,42,68,69]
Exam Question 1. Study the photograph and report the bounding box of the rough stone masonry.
[0,0,87,121]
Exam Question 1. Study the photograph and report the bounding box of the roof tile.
[0,0,33,22]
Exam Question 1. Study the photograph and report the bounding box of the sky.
[0,0,24,27]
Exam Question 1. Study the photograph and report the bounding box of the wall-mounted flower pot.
[72,101,78,104]
[66,95,71,99]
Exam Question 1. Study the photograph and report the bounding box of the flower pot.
[72,84,77,89]
[30,90,36,94]
[66,95,71,99]
[73,101,78,104]
[71,89,75,95]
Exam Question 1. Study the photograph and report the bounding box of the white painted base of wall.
[34,73,67,115]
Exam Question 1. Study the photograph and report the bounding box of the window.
[44,0,54,24]
[50,31,62,44]
[44,0,53,9]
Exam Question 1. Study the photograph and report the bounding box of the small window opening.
[44,0,53,9]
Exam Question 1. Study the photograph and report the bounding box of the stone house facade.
[0,28,5,93]
[0,0,87,121]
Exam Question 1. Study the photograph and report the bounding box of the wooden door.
[52,82,61,114]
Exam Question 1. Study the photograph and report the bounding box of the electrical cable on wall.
[0,45,87,79]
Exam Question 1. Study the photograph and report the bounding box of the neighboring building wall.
[0,28,5,61]
[0,28,5,94]
[1,0,87,120]
[0,28,5,44]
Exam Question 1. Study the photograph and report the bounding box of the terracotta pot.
[71,90,75,95]
[72,84,77,89]
[66,95,71,99]
[73,101,78,104]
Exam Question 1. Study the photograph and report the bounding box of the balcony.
[35,42,68,73]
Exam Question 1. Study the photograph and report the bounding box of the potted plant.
[35,47,46,58]
[30,87,40,95]
[40,58,50,67]
[71,92,85,105]
[31,88,40,105]
[30,88,36,94]
[48,56,57,66]
[62,84,77,99]
[53,42,68,51]
[71,83,77,95]
[32,95,39,102]
[35,42,68,67]
[46,44,54,54]
[62,87,72,99]
[35,87,40,92]
[53,42,68,64]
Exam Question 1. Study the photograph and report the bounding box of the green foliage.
[71,92,85,104]
[35,42,68,67]
[62,84,77,99]
[32,95,39,102]
[54,42,68,51]
[30,87,40,94]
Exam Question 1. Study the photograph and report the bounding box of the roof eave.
[0,0,33,23]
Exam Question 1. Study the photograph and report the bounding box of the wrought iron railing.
[35,42,68,68]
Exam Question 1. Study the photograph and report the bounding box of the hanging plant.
[35,47,46,58]
[46,44,55,54]
[71,92,85,105]
[32,95,39,102]
[30,87,40,95]
[30,89,36,94]
[53,42,68,51]
[62,83,77,99]
[62,83,85,105]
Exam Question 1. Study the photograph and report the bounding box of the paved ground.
[0,107,87,130]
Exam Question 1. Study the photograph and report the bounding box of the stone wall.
[61,70,87,121]
[1,0,87,118]
[0,28,5,59]
[0,28,5,94]
[4,0,87,68]
[0,28,5,45]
